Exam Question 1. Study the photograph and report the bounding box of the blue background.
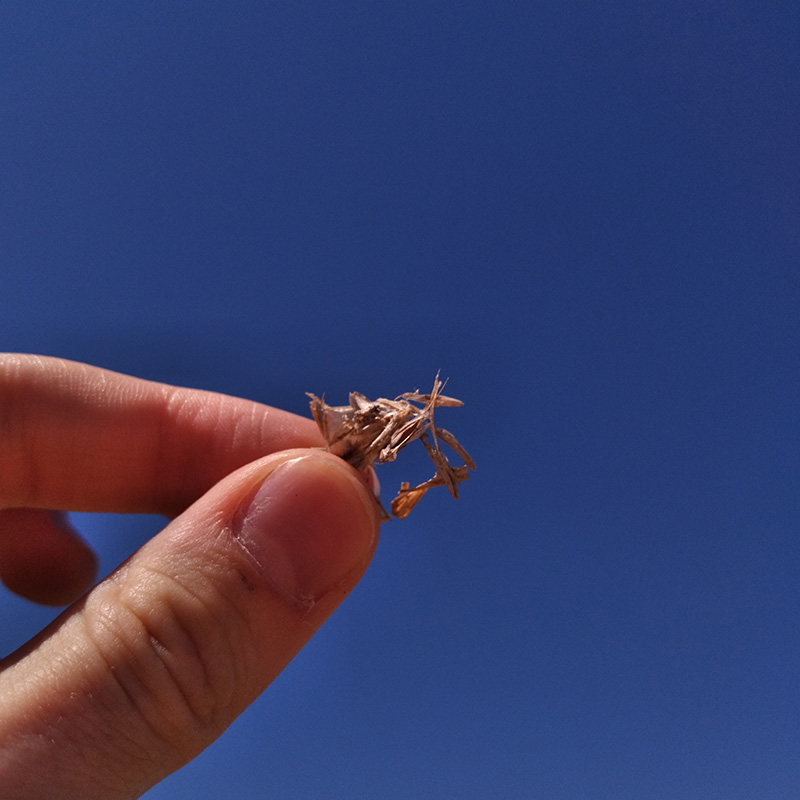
[2,2,798,798]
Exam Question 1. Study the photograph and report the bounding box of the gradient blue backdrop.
[2,2,798,798]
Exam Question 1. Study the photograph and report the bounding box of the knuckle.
[82,562,253,757]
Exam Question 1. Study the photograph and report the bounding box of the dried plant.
[307,375,475,519]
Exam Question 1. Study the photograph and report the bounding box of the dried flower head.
[307,374,475,519]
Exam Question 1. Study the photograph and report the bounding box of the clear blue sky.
[2,2,798,798]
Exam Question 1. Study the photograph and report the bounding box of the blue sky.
[2,2,799,798]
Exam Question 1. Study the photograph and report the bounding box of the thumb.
[0,450,380,800]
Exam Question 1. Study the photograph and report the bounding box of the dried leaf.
[307,374,474,518]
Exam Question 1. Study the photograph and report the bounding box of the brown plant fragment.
[307,374,475,519]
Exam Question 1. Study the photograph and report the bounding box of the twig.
[307,374,475,519]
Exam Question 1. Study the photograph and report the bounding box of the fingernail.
[365,467,380,498]
[234,455,378,604]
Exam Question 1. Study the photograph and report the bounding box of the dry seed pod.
[307,374,475,519]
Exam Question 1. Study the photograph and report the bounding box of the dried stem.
[307,374,475,519]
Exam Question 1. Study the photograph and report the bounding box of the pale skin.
[0,354,382,799]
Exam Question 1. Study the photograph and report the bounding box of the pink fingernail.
[234,455,378,604]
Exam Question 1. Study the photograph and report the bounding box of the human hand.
[0,355,381,799]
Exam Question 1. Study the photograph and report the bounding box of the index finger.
[0,354,324,515]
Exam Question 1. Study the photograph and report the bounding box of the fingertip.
[234,452,380,606]
[0,509,98,606]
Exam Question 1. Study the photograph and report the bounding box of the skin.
[0,354,382,799]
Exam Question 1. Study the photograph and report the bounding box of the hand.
[0,355,381,799]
